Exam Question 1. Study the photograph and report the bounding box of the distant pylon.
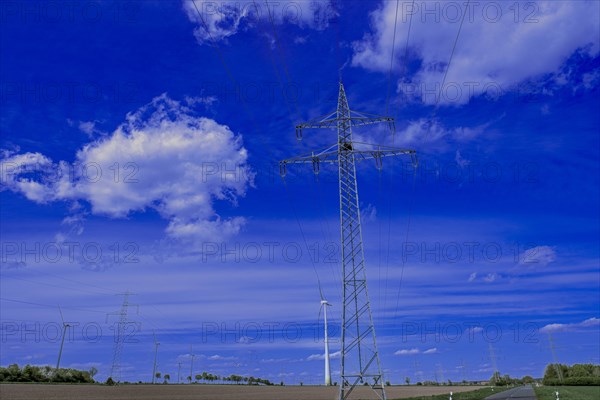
[106,292,138,382]
[488,343,499,384]
[281,82,417,400]
[151,331,160,384]
[548,333,564,383]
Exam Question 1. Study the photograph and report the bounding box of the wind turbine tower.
[281,82,417,400]
[55,305,70,370]
[320,299,333,386]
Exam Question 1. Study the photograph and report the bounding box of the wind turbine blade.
[153,330,157,344]
[318,281,324,301]
[317,303,323,334]
[58,305,65,325]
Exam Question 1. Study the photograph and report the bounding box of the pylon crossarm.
[352,149,415,160]
[281,150,338,165]
[346,116,394,129]
[297,116,393,131]
[295,111,338,138]
[279,151,337,177]
[295,111,394,140]
[280,147,415,165]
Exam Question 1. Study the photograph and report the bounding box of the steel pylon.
[106,292,138,382]
[281,82,417,400]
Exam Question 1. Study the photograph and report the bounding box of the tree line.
[0,364,96,383]
[152,371,275,385]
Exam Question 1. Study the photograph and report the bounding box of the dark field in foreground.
[0,384,486,400]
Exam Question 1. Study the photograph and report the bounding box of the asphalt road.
[485,385,537,400]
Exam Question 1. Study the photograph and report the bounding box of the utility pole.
[151,331,160,384]
[280,81,417,400]
[106,292,138,383]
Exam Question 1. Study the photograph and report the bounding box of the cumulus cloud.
[540,317,600,334]
[394,347,437,356]
[183,0,335,44]
[0,94,253,244]
[306,351,341,361]
[352,1,599,104]
[394,348,420,356]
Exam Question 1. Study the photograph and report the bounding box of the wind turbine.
[56,305,70,370]
[189,344,195,384]
[318,297,332,386]
[151,331,160,384]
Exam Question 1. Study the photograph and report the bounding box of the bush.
[543,363,600,386]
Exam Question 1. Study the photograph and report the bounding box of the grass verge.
[393,386,510,400]
[534,385,600,400]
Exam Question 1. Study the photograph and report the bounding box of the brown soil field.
[0,383,484,400]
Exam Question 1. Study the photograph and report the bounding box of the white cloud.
[78,121,100,137]
[519,246,557,266]
[360,203,377,223]
[182,0,334,44]
[0,151,56,203]
[67,119,105,138]
[206,354,238,361]
[394,347,438,356]
[467,326,484,335]
[468,272,501,283]
[352,1,599,104]
[393,118,490,148]
[0,94,253,244]
[306,351,340,361]
[540,317,600,334]
[455,150,469,168]
[394,348,420,356]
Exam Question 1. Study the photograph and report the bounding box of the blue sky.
[0,0,599,385]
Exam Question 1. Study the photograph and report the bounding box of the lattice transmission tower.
[106,292,138,382]
[280,82,417,400]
